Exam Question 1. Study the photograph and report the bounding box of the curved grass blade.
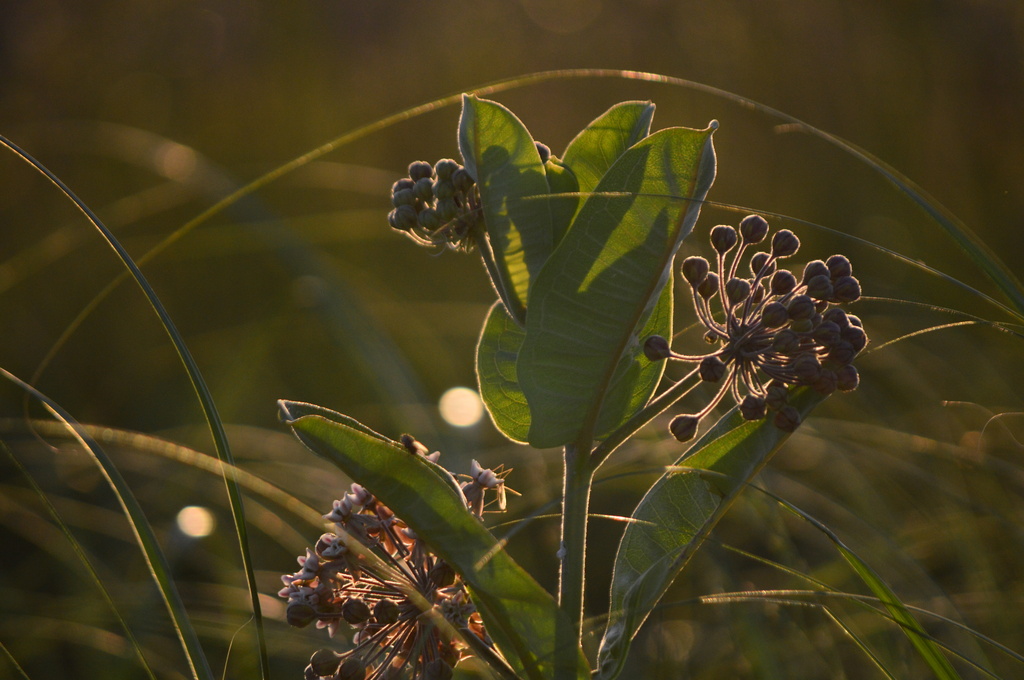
[0,135,267,680]
[2,443,158,680]
[560,100,655,198]
[460,94,554,325]
[518,124,717,448]
[277,400,590,680]
[0,366,214,680]
[595,388,825,680]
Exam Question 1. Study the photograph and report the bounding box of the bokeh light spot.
[439,387,484,427]
[176,505,216,538]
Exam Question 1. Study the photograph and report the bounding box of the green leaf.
[460,95,554,325]
[595,389,826,680]
[277,400,590,680]
[518,123,717,448]
[561,100,656,197]
[476,301,531,443]
[476,276,670,446]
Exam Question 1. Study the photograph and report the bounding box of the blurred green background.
[2,1,1023,678]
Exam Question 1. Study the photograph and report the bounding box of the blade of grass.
[2,443,158,680]
[0,134,268,680]
[0,366,214,680]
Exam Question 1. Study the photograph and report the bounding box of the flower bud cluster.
[388,159,479,251]
[659,214,867,441]
[279,445,510,680]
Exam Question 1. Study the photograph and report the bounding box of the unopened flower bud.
[750,282,766,304]
[681,256,710,287]
[373,598,400,625]
[725,277,751,305]
[408,161,434,181]
[739,214,770,243]
[452,167,475,193]
[699,355,728,382]
[433,179,455,201]
[392,178,415,194]
[822,307,850,328]
[791,353,822,383]
[310,649,343,677]
[391,188,416,207]
[774,405,801,432]
[813,320,841,346]
[847,313,863,328]
[394,205,418,230]
[802,260,830,283]
[430,560,456,588]
[827,341,857,366]
[770,270,797,296]
[836,364,860,391]
[771,329,800,353]
[434,158,459,180]
[813,368,838,395]
[342,597,372,625]
[831,275,861,303]
[436,198,457,221]
[826,254,853,279]
[771,229,800,257]
[805,274,834,301]
[787,294,816,320]
[749,252,775,277]
[765,382,789,410]
[789,317,815,334]
[670,415,700,442]
[841,325,868,352]
[413,177,434,202]
[286,603,317,628]
[697,272,719,299]
[338,657,367,680]
[761,301,789,328]
[710,225,738,254]
[643,335,673,361]
[740,395,767,420]
[418,208,440,230]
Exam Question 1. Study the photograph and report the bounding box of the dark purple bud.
[826,254,853,279]
[643,335,673,361]
[813,320,842,346]
[430,560,456,588]
[699,355,728,382]
[766,382,789,410]
[338,657,368,680]
[802,260,830,283]
[286,603,317,628]
[710,225,738,254]
[761,301,789,328]
[827,341,858,366]
[847,313,863,328]
[391,178,415,194]
[740,395,767,420]
[408,161,434,181]
[749,251,774,277]
[770,269,798,296]
[418,208,440,230]
[681,256,710,287]
[310,649,343,677]
[433,179,455,200]
[413,177,434,202]
[813,368,838,395]
[391,188,416,207]
[832,275,862,303]
[697,272,719,299]
[791,353,822,383]
[771,229,800,257]
[725,277,751,305]
[789,317,815,334]
[394,205,418,230]
[841,325,868,352]
[452,167,475,193]
[434,158,459,180]
[805,274,834,301]
[670,414,700,442]
[739,214,770,243]
[436,198,458,221]
[787,294,816,320]
[373,598,400,625]
[836,364,860,391]
[750,282,766,304]
[822,307,850,328]
[341,597,372,625]
[772,329,800,353]
[774,405,801,432]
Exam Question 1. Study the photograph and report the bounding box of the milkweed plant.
[5,73,1023,680]
[277,96,871,680]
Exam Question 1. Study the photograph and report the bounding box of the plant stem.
[558,441,596,644]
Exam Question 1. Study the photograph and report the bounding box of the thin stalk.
[557,441,596,671]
